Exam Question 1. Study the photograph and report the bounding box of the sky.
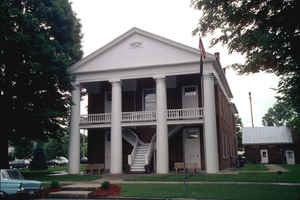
[70,0,279,127]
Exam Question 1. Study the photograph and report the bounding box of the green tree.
[192,0,300,133]
[0,0,83,168]
[46,136,68,160]
[13,137,34,159]
[235,115,243,151]
[30,143,48,170]
[262,102,296,126]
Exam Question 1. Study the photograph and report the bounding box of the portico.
[68,27,237,175]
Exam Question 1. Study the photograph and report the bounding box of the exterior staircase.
[125,126,183,173]
[129,143,149,173]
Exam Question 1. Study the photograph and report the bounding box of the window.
[222,135,226,159]
[262,152,267,158]
[144,88,156,111]
[184,86,197,96]
[287,151,293,159]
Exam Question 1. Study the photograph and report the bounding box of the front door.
[184,128,201,170]
[260,149,269,164]
[182,86,199,108]
[285,150,295,164]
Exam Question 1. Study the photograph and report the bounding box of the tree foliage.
[46,136,69,160]
[0,0,83,168]
[13,137,35,159]
[30,143,48,170]
[262,102,296,126]
[192,0,299,74]
[192,0,300,132]
[235,115,243,151]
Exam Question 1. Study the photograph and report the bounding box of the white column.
[68,83,81,174]
[155,76,169,174]
[203,74,219,173]
[110,79,122,174]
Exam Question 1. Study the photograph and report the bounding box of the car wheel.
[0,191,7,200]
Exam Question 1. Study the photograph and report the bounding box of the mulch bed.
[89,184,121,197]
[40,187,61,197]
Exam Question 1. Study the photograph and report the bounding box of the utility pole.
[249,92,254,128]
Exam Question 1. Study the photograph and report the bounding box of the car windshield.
[7,169,24,180]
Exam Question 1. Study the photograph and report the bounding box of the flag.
[199,38,206,79]
[199,38,206,59]
[200,55,203,79]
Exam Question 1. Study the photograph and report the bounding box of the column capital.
[71,81,81,88]
[109,78,121,83]
[153,75,166,80]
[203,73,215,81]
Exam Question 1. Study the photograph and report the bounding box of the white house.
[68,27,237,174]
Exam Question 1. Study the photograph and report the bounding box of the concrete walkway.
[265,164,288,172]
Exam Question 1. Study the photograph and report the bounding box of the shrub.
[50,180,61,188]
[101,181,110,190]
[30,143,48,170]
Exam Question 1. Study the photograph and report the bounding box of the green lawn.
[120,184,300,200]
[237,163,268,171]
[20,166,101,182]
[126,164,300,183]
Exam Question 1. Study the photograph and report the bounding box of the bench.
[174,162,198,174]
[84,163,105,175]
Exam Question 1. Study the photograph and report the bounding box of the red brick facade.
[215,84,238,169]
[244,144,299,164]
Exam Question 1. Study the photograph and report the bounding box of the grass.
[120,184,300,200]
[237,163,268,171]
[20,165,101,182]
[126,164,300,183]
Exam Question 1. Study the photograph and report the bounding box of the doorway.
[183,128,201,170]
[260,149,269,164]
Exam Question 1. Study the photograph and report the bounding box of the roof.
[69,27,233,98]
[242,126,293,145]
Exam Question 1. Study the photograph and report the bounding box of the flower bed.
[89,184,121,197]
[40,187,61,197]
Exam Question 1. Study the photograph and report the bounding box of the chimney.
[214,52,220,61]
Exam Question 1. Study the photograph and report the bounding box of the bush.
[50,180,61,188]
[101,181,110,190]
[30,144,48,170]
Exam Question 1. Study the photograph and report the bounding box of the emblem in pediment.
[129,41,143,48]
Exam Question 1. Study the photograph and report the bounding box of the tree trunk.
[0,132,9,169]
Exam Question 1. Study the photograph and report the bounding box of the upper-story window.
[184,86,197,96]
[144,88,156,111]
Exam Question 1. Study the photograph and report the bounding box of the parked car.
[0,169,42,198]
[48,156,69,167]
[0,171,24,199]
[80,156,88,164]
[9,159,30,169]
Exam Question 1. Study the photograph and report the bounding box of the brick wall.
[215,84,237,169]
[244,144,298,164]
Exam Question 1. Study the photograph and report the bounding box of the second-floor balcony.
[80,107,203,128]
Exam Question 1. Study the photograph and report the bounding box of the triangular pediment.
[71,28,213,74]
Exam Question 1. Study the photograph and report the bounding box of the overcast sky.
[70,0,279,127]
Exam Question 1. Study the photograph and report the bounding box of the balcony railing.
[167,108,203,120]
[80,107,203,125]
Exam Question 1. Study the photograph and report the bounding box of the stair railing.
[145,135,156,165]
[128,139,138,167]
